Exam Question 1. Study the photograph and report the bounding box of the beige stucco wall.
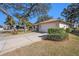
[38,22,69,32]
[59,23,69,29]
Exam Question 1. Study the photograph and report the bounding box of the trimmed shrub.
[48,28,64,34]
[47,28,68,41]
[66,28,72,33]
[47,33,68,41]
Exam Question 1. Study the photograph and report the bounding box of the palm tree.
[0,7,16,34]
[0,7,15,28]
[4,16,15,27]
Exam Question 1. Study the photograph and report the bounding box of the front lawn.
[2,34,79,56]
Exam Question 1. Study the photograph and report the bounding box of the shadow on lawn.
[39,35,67,41]
[39,35,48,40]
[71,30,79,36]
[38,32,69,41]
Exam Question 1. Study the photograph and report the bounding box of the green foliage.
[25,21,32,28]
[0,3,51,26]
[75,27,79,31]
[48,33,68,41]
[0,3,51,18]
[4,16,15,26]
[48,28,52,34]
[61,3,79,27]
[36,15,52,23]
[66,28,73,33]
[48,28,64,34]
[47,28,68,41]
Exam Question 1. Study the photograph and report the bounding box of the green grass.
[2,33,79,56]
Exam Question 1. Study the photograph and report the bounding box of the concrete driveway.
[0,32,46,55]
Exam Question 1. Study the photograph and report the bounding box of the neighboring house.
[34,19,69,32]
[0,25,3,31]
[3,25,11,30]
[72,22,79,28]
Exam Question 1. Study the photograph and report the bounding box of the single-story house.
[0,25,3,31]
[33,19,69,32]
[3,25,11,30]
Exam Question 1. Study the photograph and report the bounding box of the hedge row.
[48,28,64,34]
[47,28,68,41]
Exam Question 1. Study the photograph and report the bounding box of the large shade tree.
[0,3,51,32]
[0,3,51,26]
[14,3,51,25]
[61,3,79,27]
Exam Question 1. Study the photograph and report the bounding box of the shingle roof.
[35,19,68,25]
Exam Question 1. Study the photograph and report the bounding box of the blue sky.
[0,3,69,25]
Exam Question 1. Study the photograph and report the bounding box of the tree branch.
[25,3,37,17]
[0,7,9,16]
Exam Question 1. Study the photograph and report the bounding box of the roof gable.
[35,19,68,25]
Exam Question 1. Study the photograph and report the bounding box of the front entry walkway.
[0,32,46,55]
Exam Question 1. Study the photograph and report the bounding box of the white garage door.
[39,23,58,32]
